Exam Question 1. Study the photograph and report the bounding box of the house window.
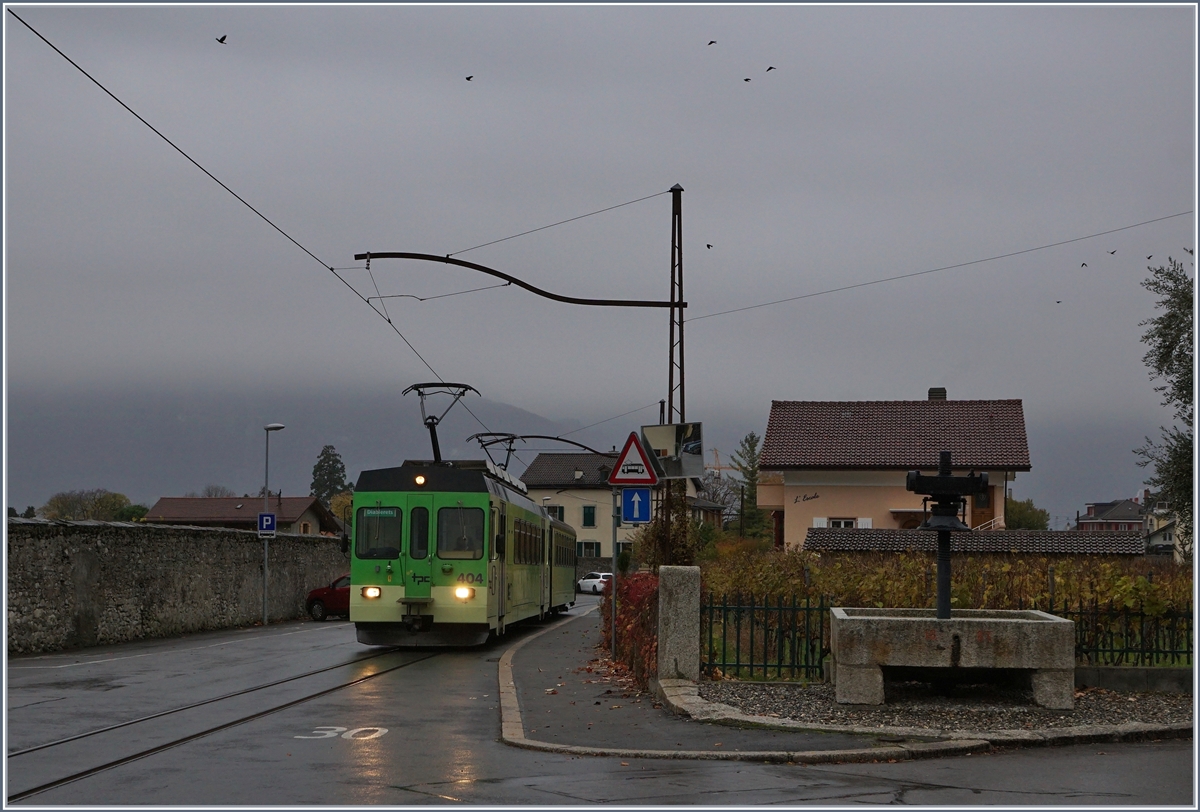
[577,540,600,558]
[546,505,564,521]
[616,541,633,556]
[829,518,855,529]
[974,489,991,509]
[582,505,597,528]
[300,521,311,535]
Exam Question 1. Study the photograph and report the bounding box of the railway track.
[7,648,441,803]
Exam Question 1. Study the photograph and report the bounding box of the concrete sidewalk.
[498,599,1191,763]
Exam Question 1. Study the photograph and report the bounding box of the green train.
[349,459,577,646]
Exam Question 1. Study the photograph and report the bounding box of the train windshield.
[356,506,401,559]
[437,505,484,560]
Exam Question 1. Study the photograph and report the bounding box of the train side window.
[410,507,429,560]
[355,507,401,560]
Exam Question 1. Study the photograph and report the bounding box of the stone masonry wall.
[6,519,348,655]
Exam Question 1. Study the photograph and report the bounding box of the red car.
[306,574,350,621]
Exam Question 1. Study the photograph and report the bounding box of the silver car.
[576,572,612,594]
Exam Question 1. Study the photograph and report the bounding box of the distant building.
[520,452,627,560]
[1074,489,1185,561]
[1072,499,1146,533]
[144,495,341,536]
[758,388,1031,549]
[520,451,715,560]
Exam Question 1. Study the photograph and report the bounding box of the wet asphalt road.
[6,597,1194,805]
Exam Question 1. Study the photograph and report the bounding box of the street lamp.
[263,423,285,626]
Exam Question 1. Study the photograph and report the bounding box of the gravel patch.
[698,679,1193,732]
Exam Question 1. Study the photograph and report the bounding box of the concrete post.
[656,565,700,682]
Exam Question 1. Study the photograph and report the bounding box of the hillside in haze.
[5,383,586,512]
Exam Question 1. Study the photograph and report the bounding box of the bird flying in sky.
[1108,250,1116,254]
[708,40,716,45]
[706,244,713,249]
[766,66,776,72]
[466,75,473,81]
[215,35,227,44]
[1147,255,1153,260]
[1081,263,1087,267]
[744,78,751,82]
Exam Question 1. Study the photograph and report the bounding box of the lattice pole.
[668,184,685,423]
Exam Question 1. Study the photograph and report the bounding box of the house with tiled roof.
[519,452,714,560]
[758,388,1031,549]
[519,452,627,560]
[144,495,341,536]
[1072,498,1146,533]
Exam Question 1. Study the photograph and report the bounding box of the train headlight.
[454,586,475,601]
[361,586,382,599]
[415,475,426,486]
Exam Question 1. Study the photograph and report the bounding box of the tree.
[729,432,769,538]
[329,490,355,524]
[1005,496,1049,530]
[184,484,238,498]
[310,445,352,508]
[39,489,131,521]
[1134,256,1193,560]
[696,470,739,527]
[21,506,36,518]
[114,504,149,521]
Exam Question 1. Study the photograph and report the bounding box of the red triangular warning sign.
[608,432,659,486]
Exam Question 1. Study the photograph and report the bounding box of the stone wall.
[6,519,348,655]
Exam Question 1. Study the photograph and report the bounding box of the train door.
[493,505,507,629]
[541,527,549,616]
[405,495,433,603]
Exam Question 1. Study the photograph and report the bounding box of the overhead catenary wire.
[6,9,493,435]
[448,190,671,257]
[689,211,1194,323]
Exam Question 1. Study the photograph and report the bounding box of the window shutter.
[857,518,872,529]
[812,517,827,528]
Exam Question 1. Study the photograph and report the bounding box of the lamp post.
[263,423,285,626]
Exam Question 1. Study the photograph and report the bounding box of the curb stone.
[497,609,1191,762]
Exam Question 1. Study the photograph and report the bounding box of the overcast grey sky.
[4,4,1196,526]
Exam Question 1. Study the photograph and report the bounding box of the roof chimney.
[928,387,947,401]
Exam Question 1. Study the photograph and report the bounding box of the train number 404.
[456,572,483,584]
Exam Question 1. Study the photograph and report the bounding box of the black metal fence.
[700,593,1194,681]
[1054,600,1193,667]
[701,593,830,680]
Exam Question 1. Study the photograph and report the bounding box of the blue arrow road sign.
[258,513,276,536]
[622,488,651,524]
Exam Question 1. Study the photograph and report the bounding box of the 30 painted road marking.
[294,726,388,740]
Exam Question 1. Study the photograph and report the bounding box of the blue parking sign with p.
[621,488,651,524]
[258,513,276,537]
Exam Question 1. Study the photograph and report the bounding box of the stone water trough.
[830,607,1075,709]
